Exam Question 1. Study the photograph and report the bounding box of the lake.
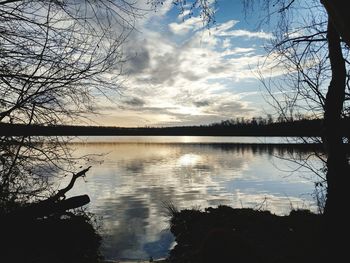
[64,136,322,261]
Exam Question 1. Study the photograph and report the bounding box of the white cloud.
[177,9,192,20]
[218,29,273,39]
[169,16,204,35]
[224,47,256,55]
[215,20,239,33]
[222,38,231,49]
[91,13,279,126]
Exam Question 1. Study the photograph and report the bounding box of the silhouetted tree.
[0,0,143,207]
[243,1,350,232]
[171,0,348,207]
[153,0,350,260]
[0,9,151,261]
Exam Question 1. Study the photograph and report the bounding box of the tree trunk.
[321,1,350,47]
[323,18,349,260]
[323,18,347,215]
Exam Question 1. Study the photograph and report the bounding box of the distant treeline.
[1,118,350,137]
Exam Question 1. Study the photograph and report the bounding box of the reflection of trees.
[207,143,324,156]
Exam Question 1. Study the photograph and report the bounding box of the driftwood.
[50,166,91,202]
[7,167,92,220]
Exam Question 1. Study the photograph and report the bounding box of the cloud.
[124,44,150,75]
[177,9,192,20]
[208,100,254,116]
[169,16,203,35]
[193,100,210,107]
[223,47,256,56]
[215,20,239,33]
[182,70,201,81]
[207,64,230,74]
[210,20,272,40]
[122,97,145,107]
[222,38,231,49]
[91,10,280,126]
[218,29,273,39]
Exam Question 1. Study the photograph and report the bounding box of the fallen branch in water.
[7,167,92,220]
[51,166,92,202]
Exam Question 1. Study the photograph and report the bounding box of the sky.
[90,0,281,127]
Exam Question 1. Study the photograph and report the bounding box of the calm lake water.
[64,136,322,261]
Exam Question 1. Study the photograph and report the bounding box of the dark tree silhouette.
[0,1,143,261]
[152,0,350,260]
[152,0,349,210]
[0,0,141,208]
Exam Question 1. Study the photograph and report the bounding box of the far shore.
[102,259,167,263]
[0,118,335,137]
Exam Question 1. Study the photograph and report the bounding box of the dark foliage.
[0,211,102,263]
[168,206,324,263]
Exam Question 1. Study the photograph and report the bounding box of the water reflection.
[65,139,321,261]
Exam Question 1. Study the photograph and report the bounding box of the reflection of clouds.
[100,196,149,259]
[123,159,145,174]
[65,142,318,260]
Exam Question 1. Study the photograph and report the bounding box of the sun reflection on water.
[177,153,202,166]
